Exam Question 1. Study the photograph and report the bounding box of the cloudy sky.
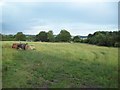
[1,0,119,36]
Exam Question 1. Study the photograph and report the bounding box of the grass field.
[1,41,118,88]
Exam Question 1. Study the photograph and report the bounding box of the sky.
[0,0,119,36]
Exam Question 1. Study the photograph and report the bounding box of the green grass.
[2,41,118,88]
[0,41,2,89]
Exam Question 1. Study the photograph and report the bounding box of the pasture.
[2,41,118,88]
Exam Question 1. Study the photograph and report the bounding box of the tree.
[88,34,93,38]
[15,32,26,41]
[57,30,71,42]
[35,31,48,42]
[82,31,120,47]
[26,35,35,41]
[47,30,55,42]
[55,35,60,42]
[35,34,39,41]
[73,36,81,42]
[2,34,15,41]
[0,33,2,41]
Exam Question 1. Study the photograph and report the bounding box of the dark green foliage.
[82,31,120,47]
[56,30,71,42]
[1,30,120,47]
[35,34,39,41]
[2,34,15,41]
[55,35,60,42]
[47,31,55,42]
[35,31,48,42]
[15,32,26,41]
[73,36,81,42]
[80,39,89,43]
[26,35,35,41]
[0,33,2,41]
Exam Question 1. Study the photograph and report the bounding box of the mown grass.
[2,41,118,88]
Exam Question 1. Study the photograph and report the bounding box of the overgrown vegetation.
[2,41,118,88]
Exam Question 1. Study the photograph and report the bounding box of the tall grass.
[2,41,118,88]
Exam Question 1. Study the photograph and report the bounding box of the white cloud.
[2,0,118,35]
[0,0,6,6]
[24,22,118,35]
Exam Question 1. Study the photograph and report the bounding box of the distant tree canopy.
[81,31,120,47]
[2,34,15,41]
[35,30,71,42]
[47,30,55,42]
[56,30,71,42]
[35,31,48,42]
[1,30,119,47]
[26,35,35,41]
[15,32,26,41]
[0,33,2,41]
[73,36,81,42]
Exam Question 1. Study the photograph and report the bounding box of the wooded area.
[0,30,119,47]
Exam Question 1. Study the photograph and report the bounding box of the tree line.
[0,30,72,42]
[81,31,120,47]
[0,30,119,47]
